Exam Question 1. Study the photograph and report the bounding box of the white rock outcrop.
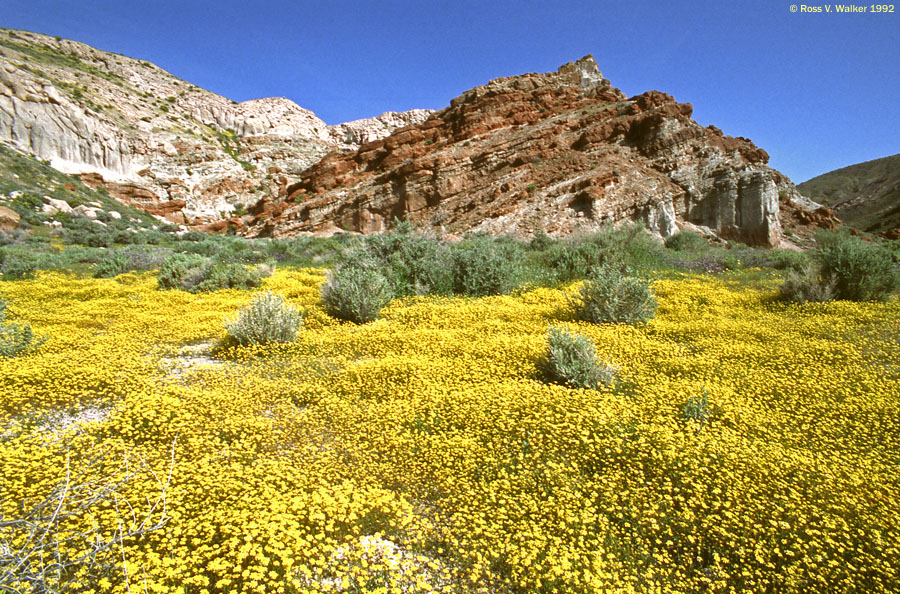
[0,29,433,225]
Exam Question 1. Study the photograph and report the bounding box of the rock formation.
[241,56,810,246]
[0,29,431,225]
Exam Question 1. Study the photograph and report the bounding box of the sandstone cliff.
[240,56,817,246]
[0,28,431,225]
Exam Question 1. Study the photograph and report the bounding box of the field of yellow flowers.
[1,268,898,593]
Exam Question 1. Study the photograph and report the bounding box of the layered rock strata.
[0,29,431,225]
[240,56,809,245]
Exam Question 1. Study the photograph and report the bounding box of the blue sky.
[3,0,898,183]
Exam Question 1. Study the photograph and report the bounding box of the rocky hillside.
[0,28,430,226]
[797,153,900,237]
[236,56,820,246]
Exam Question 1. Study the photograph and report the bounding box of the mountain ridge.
[1,28,833,246]
[0,28,431,225]
[237,55,819,246]
[797,153,900,237]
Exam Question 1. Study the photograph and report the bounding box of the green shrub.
[778,265,836,304]
[93,252,128,278]
[591,223,667,272]
[181,260,261,293]
[529,230,554,251]
[157,253,205,290]
[359,223,453,296]
[61,217,115,248]
[544,326,617,390]
[664,230,708,252]
[224,291,303,346]
[0,251,40,279]
[388,235,453,296]
[179,230,207,242]
[0,296,46,357]
[682,388,713,430]
[451,237,520,296]
[544,240,605,284]
[769,249,811,271]
[817,234,899,301]
[321,260,393,323]
[574,266,657,325]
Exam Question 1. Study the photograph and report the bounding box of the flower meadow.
[1,268,898,593]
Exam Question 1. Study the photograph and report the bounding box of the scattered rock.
[73,204,98,219]
[0,205,20,231]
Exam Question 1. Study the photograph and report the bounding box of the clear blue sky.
[3,0,898,183]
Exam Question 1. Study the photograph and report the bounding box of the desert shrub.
[817,234,898,301]
[388,235,453,296]
[157,253,205,290]
[683,388,714,430]
[544,239,605,284]
[224,291,303,346]
[119,246,172,271]
[217,240,270,265]
[0,296,46,357]
[529,230,554,251]
[179,230,207,242]
[181,239,224,258]
[764,249,810,270]
[92,251,128,278]
[359,224,454,296]
[0,229,29,246]
[778,264,836,304]
[181,259,261,293]
[451,236,520,296]
[61,217,114,247]
[543,326,617,390]
[592,223,667,272]
[321,259,393,324]
[574,266,657,325]
[0,250,40,279]
[664,230,708,252]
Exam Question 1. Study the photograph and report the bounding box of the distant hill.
[798,153,900,234]
[1,29,828,245]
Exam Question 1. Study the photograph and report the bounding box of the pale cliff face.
[0,28,432,225]
[0,31,816,244]
[241,56,800,246]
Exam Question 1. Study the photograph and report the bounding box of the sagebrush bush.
[321,259,393,323]
[544,326,617,390]
[157,254,260,293]
[157,253,204,290]
[664,230,708,252]
[183,260,261,293]
[575,266,657,325]
[778,264,836,304]
[388,234,453,296]
[683,388,714,430]
[224,291,303,346]
[592,223,667,272]
[451,237,520,296]
[0,296,46,357]
[817,234,898,301]
[365,226,454,296]
[544,240,605,284]
[92,251,128,278]
[769,249,811,271]
[0,251,40,279]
